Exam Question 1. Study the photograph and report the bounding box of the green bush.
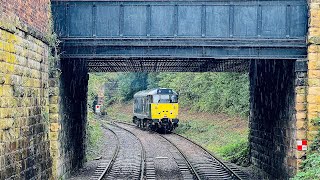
[293,153,320,180]
[157,72,249,117]
[218,139,250,166]
[174,121,192,133]
[293,123,320,180]
[87,120,102,147]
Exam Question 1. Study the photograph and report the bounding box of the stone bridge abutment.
[49,59,88,178]
[0,0,319,179]
[249,59,303,178]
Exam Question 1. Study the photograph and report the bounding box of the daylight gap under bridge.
[51,0,308,179]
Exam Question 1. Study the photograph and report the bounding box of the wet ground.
[68,120,268,180]
[68,127,118,180]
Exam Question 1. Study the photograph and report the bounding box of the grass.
[86,111,103,161]
[176,119,250,166]
[106,102,250,166]
[106,102,133,123]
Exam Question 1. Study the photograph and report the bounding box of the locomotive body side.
[133,95,151,120]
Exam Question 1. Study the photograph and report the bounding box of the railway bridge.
[0,0,319,179]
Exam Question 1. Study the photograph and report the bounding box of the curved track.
[172,133,248,179]
[91,122,145,180]
[161,134,243,180]
[90,125,120,180]
[114,121,247,180]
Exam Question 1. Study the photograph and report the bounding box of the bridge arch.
[50,0,313,179]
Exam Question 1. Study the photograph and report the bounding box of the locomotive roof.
[134,88,177,97]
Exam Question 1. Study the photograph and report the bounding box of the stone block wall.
[249,60,297,178]
[0,0,53,179]
[249,0,320,177]
[293,0,320,171]
[294,60,308,169]
[0,1,90,179]
[48,67,62,179]
[46,49,89,180]
[307,0,320,144]
[0,27,52,180]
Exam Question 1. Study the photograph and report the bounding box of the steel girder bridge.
[52,0,308,72]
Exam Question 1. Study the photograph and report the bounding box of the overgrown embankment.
[86,112,103,161]
[87,72,250,166]
[88,72,249,116]
[106,102,249,166]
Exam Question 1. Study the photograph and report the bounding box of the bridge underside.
[85,58,249,72]
[60,38,306,72]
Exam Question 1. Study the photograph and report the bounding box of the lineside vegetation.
[293,117,320,179]
[87,72,250,165]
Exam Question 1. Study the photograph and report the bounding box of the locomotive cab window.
[171,95,178,103]
[152,94,178,103]
[159,95,170,103]
[153,95,161,103]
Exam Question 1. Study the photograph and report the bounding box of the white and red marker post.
[95,105,101,114]
[297,140,308,151]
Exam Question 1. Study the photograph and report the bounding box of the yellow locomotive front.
[150,92,179,131]
[133,88,179,132]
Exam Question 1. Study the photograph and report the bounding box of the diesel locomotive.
[133,88,179,132]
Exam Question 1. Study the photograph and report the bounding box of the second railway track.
[160,133,245,180]
[114,121,248,180]
[91,122,145,180]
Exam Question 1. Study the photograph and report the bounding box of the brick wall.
[0,0,50,34]
[249,60,296,178]
[0,0,53,179]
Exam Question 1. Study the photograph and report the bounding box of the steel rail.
[158,134,202,180]
[172,132,244,180]
[113,121,201,180]
[107,121,146,180]
[115,121,244,180]
[90,123,120,180]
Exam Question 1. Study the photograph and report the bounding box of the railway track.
[114,121,248,180]
[171,133,249,180]
[114,122,196,179]
[90,125,120,180]
[161,134,246,180]
[91,122,145,180]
